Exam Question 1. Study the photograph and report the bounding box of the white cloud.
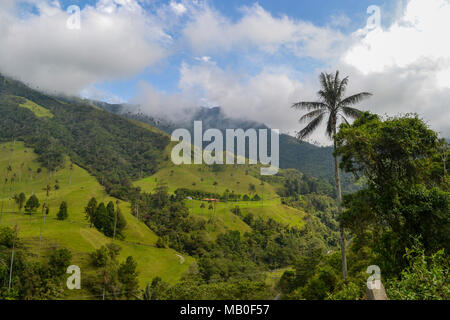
[194,56,212,63]
[0,0,170,94]
[132,80,198,122]
[170,1,187,16]
[344,0,450,85]
[151,62,307,133]
[340,0,450,137]
[80,85,125,104]
[182,3,347,60]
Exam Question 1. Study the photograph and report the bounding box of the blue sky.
[1,0,449,141]
[53,0,399,101]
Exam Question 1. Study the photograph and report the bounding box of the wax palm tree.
[292,71,372,279]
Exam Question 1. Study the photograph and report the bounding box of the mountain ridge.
[91,101,338,181]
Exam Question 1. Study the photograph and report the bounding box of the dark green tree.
[85,197,97,228]
[118,256,139,299]
[24,194,40,216]
[113,204,127,239]
[142,277,169,300]
[336,113,449,274]
[154,180,169,207]
[93,202,107,232]
[104,201,116,237]
[56,201,68,220]
[48,248,72,276]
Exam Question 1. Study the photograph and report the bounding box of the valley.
[0,73,447,301]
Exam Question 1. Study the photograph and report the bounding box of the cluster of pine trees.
[85,198,126,239]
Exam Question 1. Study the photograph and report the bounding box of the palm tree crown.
[292,71,372,140]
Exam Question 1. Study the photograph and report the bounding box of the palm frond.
[292,101,328,111]
[333,71,340,93]
[326,73,333,86]
[339,92,372,107]
[341,106,363,119]
[299,109,326,123]
[319,73,330,93]
[337,76,349,99]
[318,89,336,108]
[340,115,350,125]
[296,113,325,140]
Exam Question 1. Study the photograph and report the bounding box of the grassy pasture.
[0,141,192,296]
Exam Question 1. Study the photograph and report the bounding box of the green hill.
[134,143,306,233]
[0,141,192,296]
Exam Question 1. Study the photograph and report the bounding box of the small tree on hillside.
[118,256,139,299]
[113,204,127,239]
[25,195,40,216]
[85,197,97,228]
[104,201,116,237]
[93,202,107,233]
[57,201,68,220]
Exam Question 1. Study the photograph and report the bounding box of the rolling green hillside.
[0,141,192,296]
[134,144,306,236]
[16,96,54,118]
[136,163,278,197]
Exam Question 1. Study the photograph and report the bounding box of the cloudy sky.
[0,0,449,143]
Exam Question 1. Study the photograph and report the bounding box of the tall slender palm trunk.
[334,126,348,279]
[293,71,371,280]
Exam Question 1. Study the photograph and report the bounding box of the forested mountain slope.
[0,75,169,199]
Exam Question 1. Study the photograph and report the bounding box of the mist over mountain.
[89,101,339,180]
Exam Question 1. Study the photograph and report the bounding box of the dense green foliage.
[277,113,449,300]
[86,199,127,238]
[86,243,140,299]
[143,275,271,300]
[336,113,449,275]
[130,181,339,299]
[24,194,40,216]
[0,227,72,299]
[387,241,449,300]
